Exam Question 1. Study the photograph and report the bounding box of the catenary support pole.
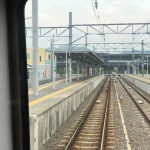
[85,35,87,50]
[138,59,139,75]
[51,39,53,81]
[66,46,68,83]
[77,61,79,80]
[82,61,83,78]
[147,54,148,75]
[142,40,144,77]
[69,57,72,82]
[52,35,55,88]
[86,64,88,77]
[132,44,135,74]
[32,0,38,96]
[127,62,130,74]
[69,12,72,82]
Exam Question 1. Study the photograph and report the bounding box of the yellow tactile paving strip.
[127,74,150,83]
[28,79,65,95]
[29,76,97,107]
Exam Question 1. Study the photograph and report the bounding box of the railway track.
[57,77,115,150]
[121,77,150,104]
[118,77,150,123]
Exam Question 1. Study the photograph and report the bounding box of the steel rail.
[64,77,108,150]
[121,78,150,104]
[100,78,111,150]
[118,78,150,123]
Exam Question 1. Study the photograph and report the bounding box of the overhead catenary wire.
[133,17,150,40]
[123,17,150,50]
[91,0,100,31]
[91,0,106,53]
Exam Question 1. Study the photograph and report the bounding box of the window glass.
[27,53,30,59]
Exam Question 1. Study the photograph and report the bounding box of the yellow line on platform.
[29,80,85,107]
[28,80,65,95]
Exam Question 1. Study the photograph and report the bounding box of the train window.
[24,0,150,149]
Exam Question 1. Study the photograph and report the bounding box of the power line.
[123,18,150,50]
[95,5,104,42]
[91,0,100,31]
[91,0,105,52]
[133,17,150,40]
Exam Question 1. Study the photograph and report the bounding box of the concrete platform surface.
[29,75,102,114]
[123,74,150,95]
[29,75,104,150]
[127,74,150,83]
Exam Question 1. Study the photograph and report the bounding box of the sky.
[25,0,150,52]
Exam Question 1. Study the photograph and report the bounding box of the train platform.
[127,74,150,83]
[29,75,103,112]
[29,76,93,103]
[122,74,150,95]
[29,74,104,150]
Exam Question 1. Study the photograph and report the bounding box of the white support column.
[147,54,149,75]
[66,47,68,83]
[86,64,88,77]
[69,57,72,82]
[82,62,83,78]
[142,40,144,77]
[32,0,38,96]
[138,60,139,75]
[127,62,130,74]
[68,12,72,83]
[52,35,55,89]
[50,40,53,81]
[77,61,79,80]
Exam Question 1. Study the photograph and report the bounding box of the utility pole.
[142,40,144,77]
[69,12,72,82]
[85,35,87,50]
[132,44,135,74]
[108,54,109,74]
[147,54,148,75]
[51,39,53,81]
[93,46,95,52]
[138,59,139,75]
[32,0,38,96]
[66,45,68,83]
[52,35,55,89]
[145,54,150,75]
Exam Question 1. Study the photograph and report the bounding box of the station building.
[26,46,103,79]
[26,48,57,79]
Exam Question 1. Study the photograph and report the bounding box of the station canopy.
[46,46,104,66]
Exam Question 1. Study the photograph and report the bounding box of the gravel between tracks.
[111,79,127,150]
[39,78,105,150]
[115,78,150,150]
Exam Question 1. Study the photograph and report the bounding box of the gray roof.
[45,46,91,51]
[119,50,150,55]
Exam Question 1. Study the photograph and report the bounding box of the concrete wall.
[123,75,150,95]
[29,75,104,150]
